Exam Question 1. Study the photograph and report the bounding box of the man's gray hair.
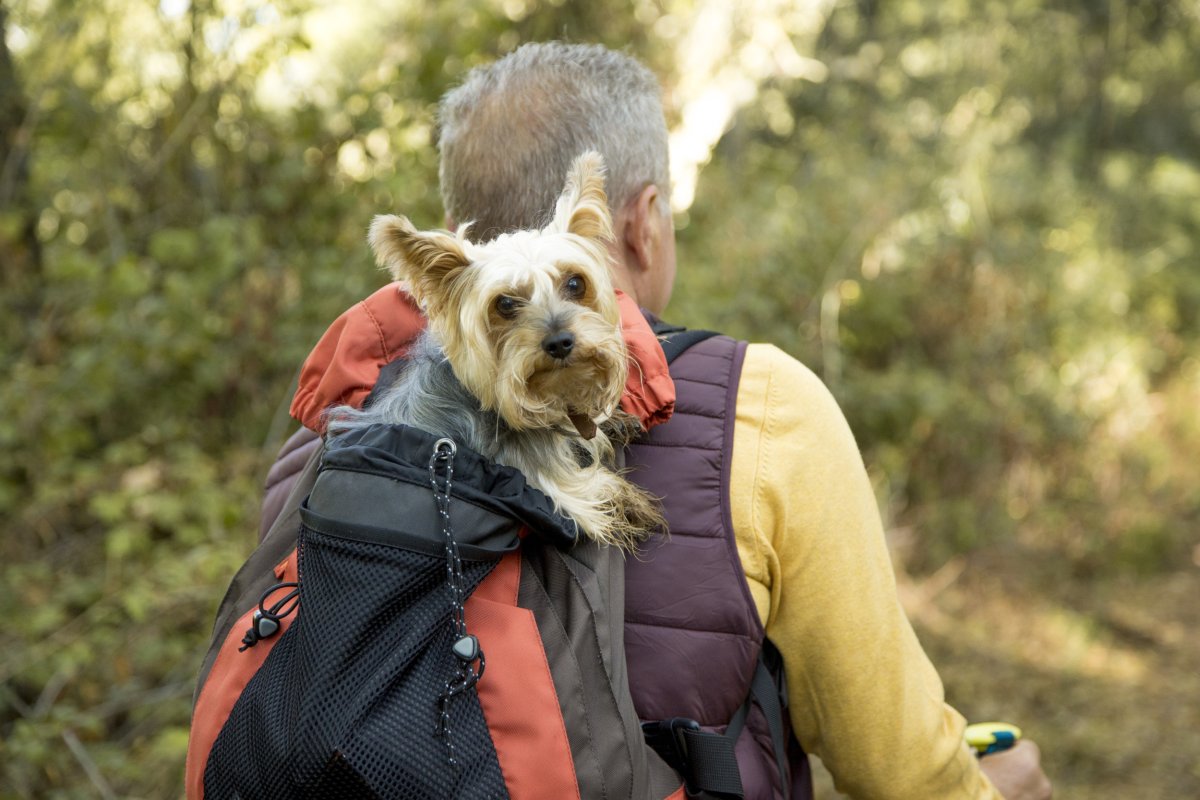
[438,42,670,241]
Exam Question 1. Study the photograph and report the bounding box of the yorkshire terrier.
[329,152,663,550]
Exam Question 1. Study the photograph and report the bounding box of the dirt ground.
[809,548,1200,798]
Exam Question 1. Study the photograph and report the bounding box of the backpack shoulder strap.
[651,318,720,365]
[659,328,720,364]
[642,322,798,797]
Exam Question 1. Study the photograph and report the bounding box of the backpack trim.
[469,550,582,799]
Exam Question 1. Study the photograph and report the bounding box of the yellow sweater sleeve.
[730,344,1000,800]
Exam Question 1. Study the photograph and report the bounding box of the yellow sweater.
[731,344,1000,799]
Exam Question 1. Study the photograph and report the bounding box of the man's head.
[438,42,677,314]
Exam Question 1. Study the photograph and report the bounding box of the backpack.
[186,329,787,799]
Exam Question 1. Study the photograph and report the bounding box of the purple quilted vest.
[625,333,814,800]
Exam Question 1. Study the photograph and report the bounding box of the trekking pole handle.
[965,722,1022,756]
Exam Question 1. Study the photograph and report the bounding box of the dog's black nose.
[542,330,575,360]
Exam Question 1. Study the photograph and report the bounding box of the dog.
[328,152,663,550]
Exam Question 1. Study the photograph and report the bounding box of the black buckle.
[642,717,702,793]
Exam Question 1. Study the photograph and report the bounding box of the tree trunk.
[0,2,42,312]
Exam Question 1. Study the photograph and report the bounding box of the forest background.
[1,0,1198,797]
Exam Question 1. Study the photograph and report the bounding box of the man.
[263,43,1051,799]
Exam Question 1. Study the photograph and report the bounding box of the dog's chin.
[499,355,620,430]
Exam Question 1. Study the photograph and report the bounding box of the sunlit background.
[1,0,1198,797]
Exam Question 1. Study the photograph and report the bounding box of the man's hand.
[979,739,1052,799]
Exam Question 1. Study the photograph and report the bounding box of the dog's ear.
[369,214,470,307]
[550,151,614,243]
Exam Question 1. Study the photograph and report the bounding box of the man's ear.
[550,151,614,242]
[621,183,663,277]
[368,214,470,308]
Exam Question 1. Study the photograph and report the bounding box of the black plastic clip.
[642,717,701,785]
[642,717,745,798]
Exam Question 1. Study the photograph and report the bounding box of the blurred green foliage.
[0,0,1197,797]
[679,0,1200,573]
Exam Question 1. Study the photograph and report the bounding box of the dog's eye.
[564,275,586,299]
[495,296,519,318]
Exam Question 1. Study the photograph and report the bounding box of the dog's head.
[368,152,625,435]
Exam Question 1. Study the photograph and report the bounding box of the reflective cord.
[238,582,299,651]
[428,437,485,769]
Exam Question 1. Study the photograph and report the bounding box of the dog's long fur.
[328,152,663,549]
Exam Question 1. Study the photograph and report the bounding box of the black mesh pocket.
[203,524,509,800]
